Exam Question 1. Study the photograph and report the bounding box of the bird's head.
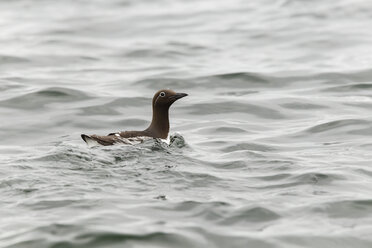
[152,89,188,109]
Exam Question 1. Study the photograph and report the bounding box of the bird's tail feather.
[81,134,100,147]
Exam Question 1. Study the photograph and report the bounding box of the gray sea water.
[1,0,372,247]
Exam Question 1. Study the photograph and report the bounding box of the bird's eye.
[159,92,166,97]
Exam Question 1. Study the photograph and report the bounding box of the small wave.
[253,173,292,181]
[4,227,198,248]
[317,199,372,219]
[219,90,259,96]
[203,126,248,134]
[23,199,80,210]
[0,80,24,93]
[187,102,285,119]
[0,87,91,109]
[103,97,149,108]
[125,48,188,59]
[133,71,285,91]
[170,200,230,211]
[290,172,344,185]
[0,55,30,64]
[199,160,248,170]
[155,200,231,222]
[204,72,269,87]
[168,170,223,187]
[304,119,369,133]
[74,231,195,248]
[322,83,372,93]
[219,206,281,225]
[250,171,342,190]
[290,118,372,139]
[221,142,276,153]
[78,96,149,116]
[133,77,191,90]
[280,101,327,110]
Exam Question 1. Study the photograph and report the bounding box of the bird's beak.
[170,93,188,101]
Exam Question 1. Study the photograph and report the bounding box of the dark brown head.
[146,89,187,139]
[152,89,188,109]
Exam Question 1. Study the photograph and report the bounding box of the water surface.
[1,0,372,247]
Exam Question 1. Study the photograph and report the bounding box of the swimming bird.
[81,89,187,146]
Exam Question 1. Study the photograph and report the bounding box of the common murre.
[81,89,187,146]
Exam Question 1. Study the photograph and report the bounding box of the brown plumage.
[81,89,187,146]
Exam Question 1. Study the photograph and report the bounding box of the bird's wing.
[81,134,129,146]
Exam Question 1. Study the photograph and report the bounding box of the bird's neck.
[145,106,169,139]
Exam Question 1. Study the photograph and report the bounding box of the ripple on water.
[249,171,341,190]
[305,119,369,134]
[197,72,270,88]
[291,118,372,140]
[322,83,372,93]
[221,142,276,153]
[202,126,249,135]
[187,102,285,119]
[289,172,344,185]
[0,55,30,65]
[320,199,372,219]
[0,87,91,109]
[219,206,281,225]
[134,72,287,91]
[77,95,150,116]
[3,226,199,248]
[279,100,328,110]
[74,231,198,248]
